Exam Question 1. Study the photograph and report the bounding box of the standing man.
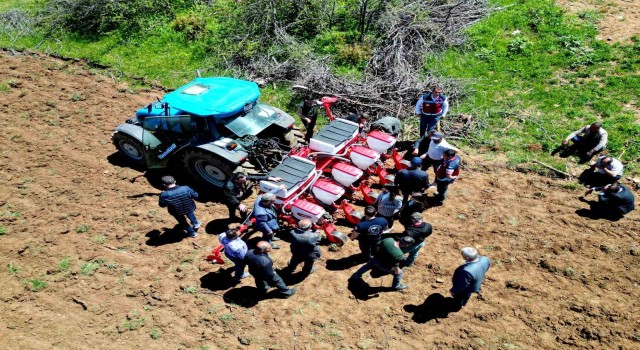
[450,247,491,309]
[253,187,286,249]
[399,192,427,228]
[349,237,413,291]
[583,182,635,220]
[421,131,459,174]
[404,130,434,161]
[245,241,297,298]
[349,206,388,259]
[218,228,249,283]
[374,185,403,228]
[282,219,322,276]
[559,122,608,162]
[223,172,282,222]
[298,96,319,142]
[581,156,624,187]
[415,85,449,137]
[400,213,433,268]
[433,149,461,205]
[395,157,430,204]
[158,176,200,238]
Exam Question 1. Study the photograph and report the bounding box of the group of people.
[555,122,635,219]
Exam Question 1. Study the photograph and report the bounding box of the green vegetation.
[149,327,161,340]
[0,226,6,235]
[0,0,638,172]
[7,262,19,274]
[80,260,100,275]
[25,276,47,291]
[57,257,72,272]
[75,224,89,233]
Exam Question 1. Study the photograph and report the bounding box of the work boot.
[281,287,297,298]
[393,283,409,291]
[193,221,202,230]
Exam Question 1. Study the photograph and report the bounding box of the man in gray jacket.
[281,219,322,276]
[450,247,491,309]
[557,122,608,163]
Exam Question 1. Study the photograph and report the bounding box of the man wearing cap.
[349,236,413,291]
[350,206,388,259]
[415,85,449,136]
[400,213,433,268]
[252,186,287,249]
[245,241,297,298]
[557,122,608,163]
[223,172,282,222]
[158,175,200,238]
[395,157,430,204]
[450,247,491,309]
[434,149,461,205]
[282,219,322,276]
[421,131,459,175]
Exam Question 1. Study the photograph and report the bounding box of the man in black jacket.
[400,213,433,268]
[245,241,296,298]
[222,172,281,222]
[281,219,322,276]
[395,157,429,204]
[582,182,635,220]
[158,176,200,238]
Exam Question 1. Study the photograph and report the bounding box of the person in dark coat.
[158,176,200,238]
[400,213,433,268]
[281,219,322,276]
[404,130,434,161]
[245,241,296,298]
[297,97,319,142]
[395,157,429,204]
[399,192,428,228]
[349,206,388,259]
[252,187,286,249]
[223,172,282,222]
[582,182,635,220]
[450,247,491,309]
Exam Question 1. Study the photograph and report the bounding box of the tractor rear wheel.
[112,132,145,165]
[183,150,234,188]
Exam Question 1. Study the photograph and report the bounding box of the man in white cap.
[450,247,491,309]
[420,131,458,175]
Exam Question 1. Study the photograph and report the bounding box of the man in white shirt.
[580,156,624,187]
[419,131,459,174]
[218,228,249,283]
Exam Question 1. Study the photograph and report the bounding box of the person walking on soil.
[245,241,297,298]
[433,149,461,205]
[158,175,200,238]
[450,247,491,309]
[349,206,388,259]
[349,236,413,291]
[223,172,282,222]
[395,157,429,204]
[281,219,322,276]
[218,228,249,283]
[400,213,433,268]
[555,122,608,163]
[298,96,319,142]
[415,85,449,137]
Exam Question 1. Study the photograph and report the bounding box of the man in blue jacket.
[450,247,491,309]
[158,176,200,238]
[252,187,286,249]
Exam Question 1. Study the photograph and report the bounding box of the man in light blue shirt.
[219,228,249,283]
[450,247,490,309]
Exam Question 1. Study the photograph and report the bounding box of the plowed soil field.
[1,52,639,350]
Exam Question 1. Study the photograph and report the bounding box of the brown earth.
[557,0,640,43]
[1,52,639,350]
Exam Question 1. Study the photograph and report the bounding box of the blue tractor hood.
[136,77,261,118]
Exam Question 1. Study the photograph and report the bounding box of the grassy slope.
[1,0,638,174]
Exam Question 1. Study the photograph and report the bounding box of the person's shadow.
[404,293,461,323]
[326,254,367,271]
[145,227,185,246]
[576,197,624,221]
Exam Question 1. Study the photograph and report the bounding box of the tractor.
[111,77,300,188]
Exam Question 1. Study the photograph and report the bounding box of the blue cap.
[411,157,423,166]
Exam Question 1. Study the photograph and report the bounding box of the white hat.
[461,247,478,260]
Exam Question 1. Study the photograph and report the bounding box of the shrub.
[171,11,206,41]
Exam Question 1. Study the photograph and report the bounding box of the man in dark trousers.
[556,122,608,163]
[400,212,433,268]
[349,206,388,260]
[223,172,282,222]
[281,219,322,276]
[349,237,413,290]
[245,241,297,298]
[158,176,200,238]
[415,85,449,136]
[404,130,434,161]
[434,149,461,205]
[395,157,429,204]
[450,247,491,309]
[253,187,286,249]
[582,182,635,220]
[297,96,319,142]
[399,192,427,228]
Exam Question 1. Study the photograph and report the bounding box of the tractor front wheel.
[183,150,234,188]
[112,132,145,165]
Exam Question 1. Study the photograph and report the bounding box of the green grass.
[75,224,89,233]
[80,261,100,276]
[7,262,19,274]
[57,257,72,272]
[0,226,6,235]
[25,277,47,292]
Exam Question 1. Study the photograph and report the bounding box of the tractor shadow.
[404,293,461,323]
[145,227,186,246]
